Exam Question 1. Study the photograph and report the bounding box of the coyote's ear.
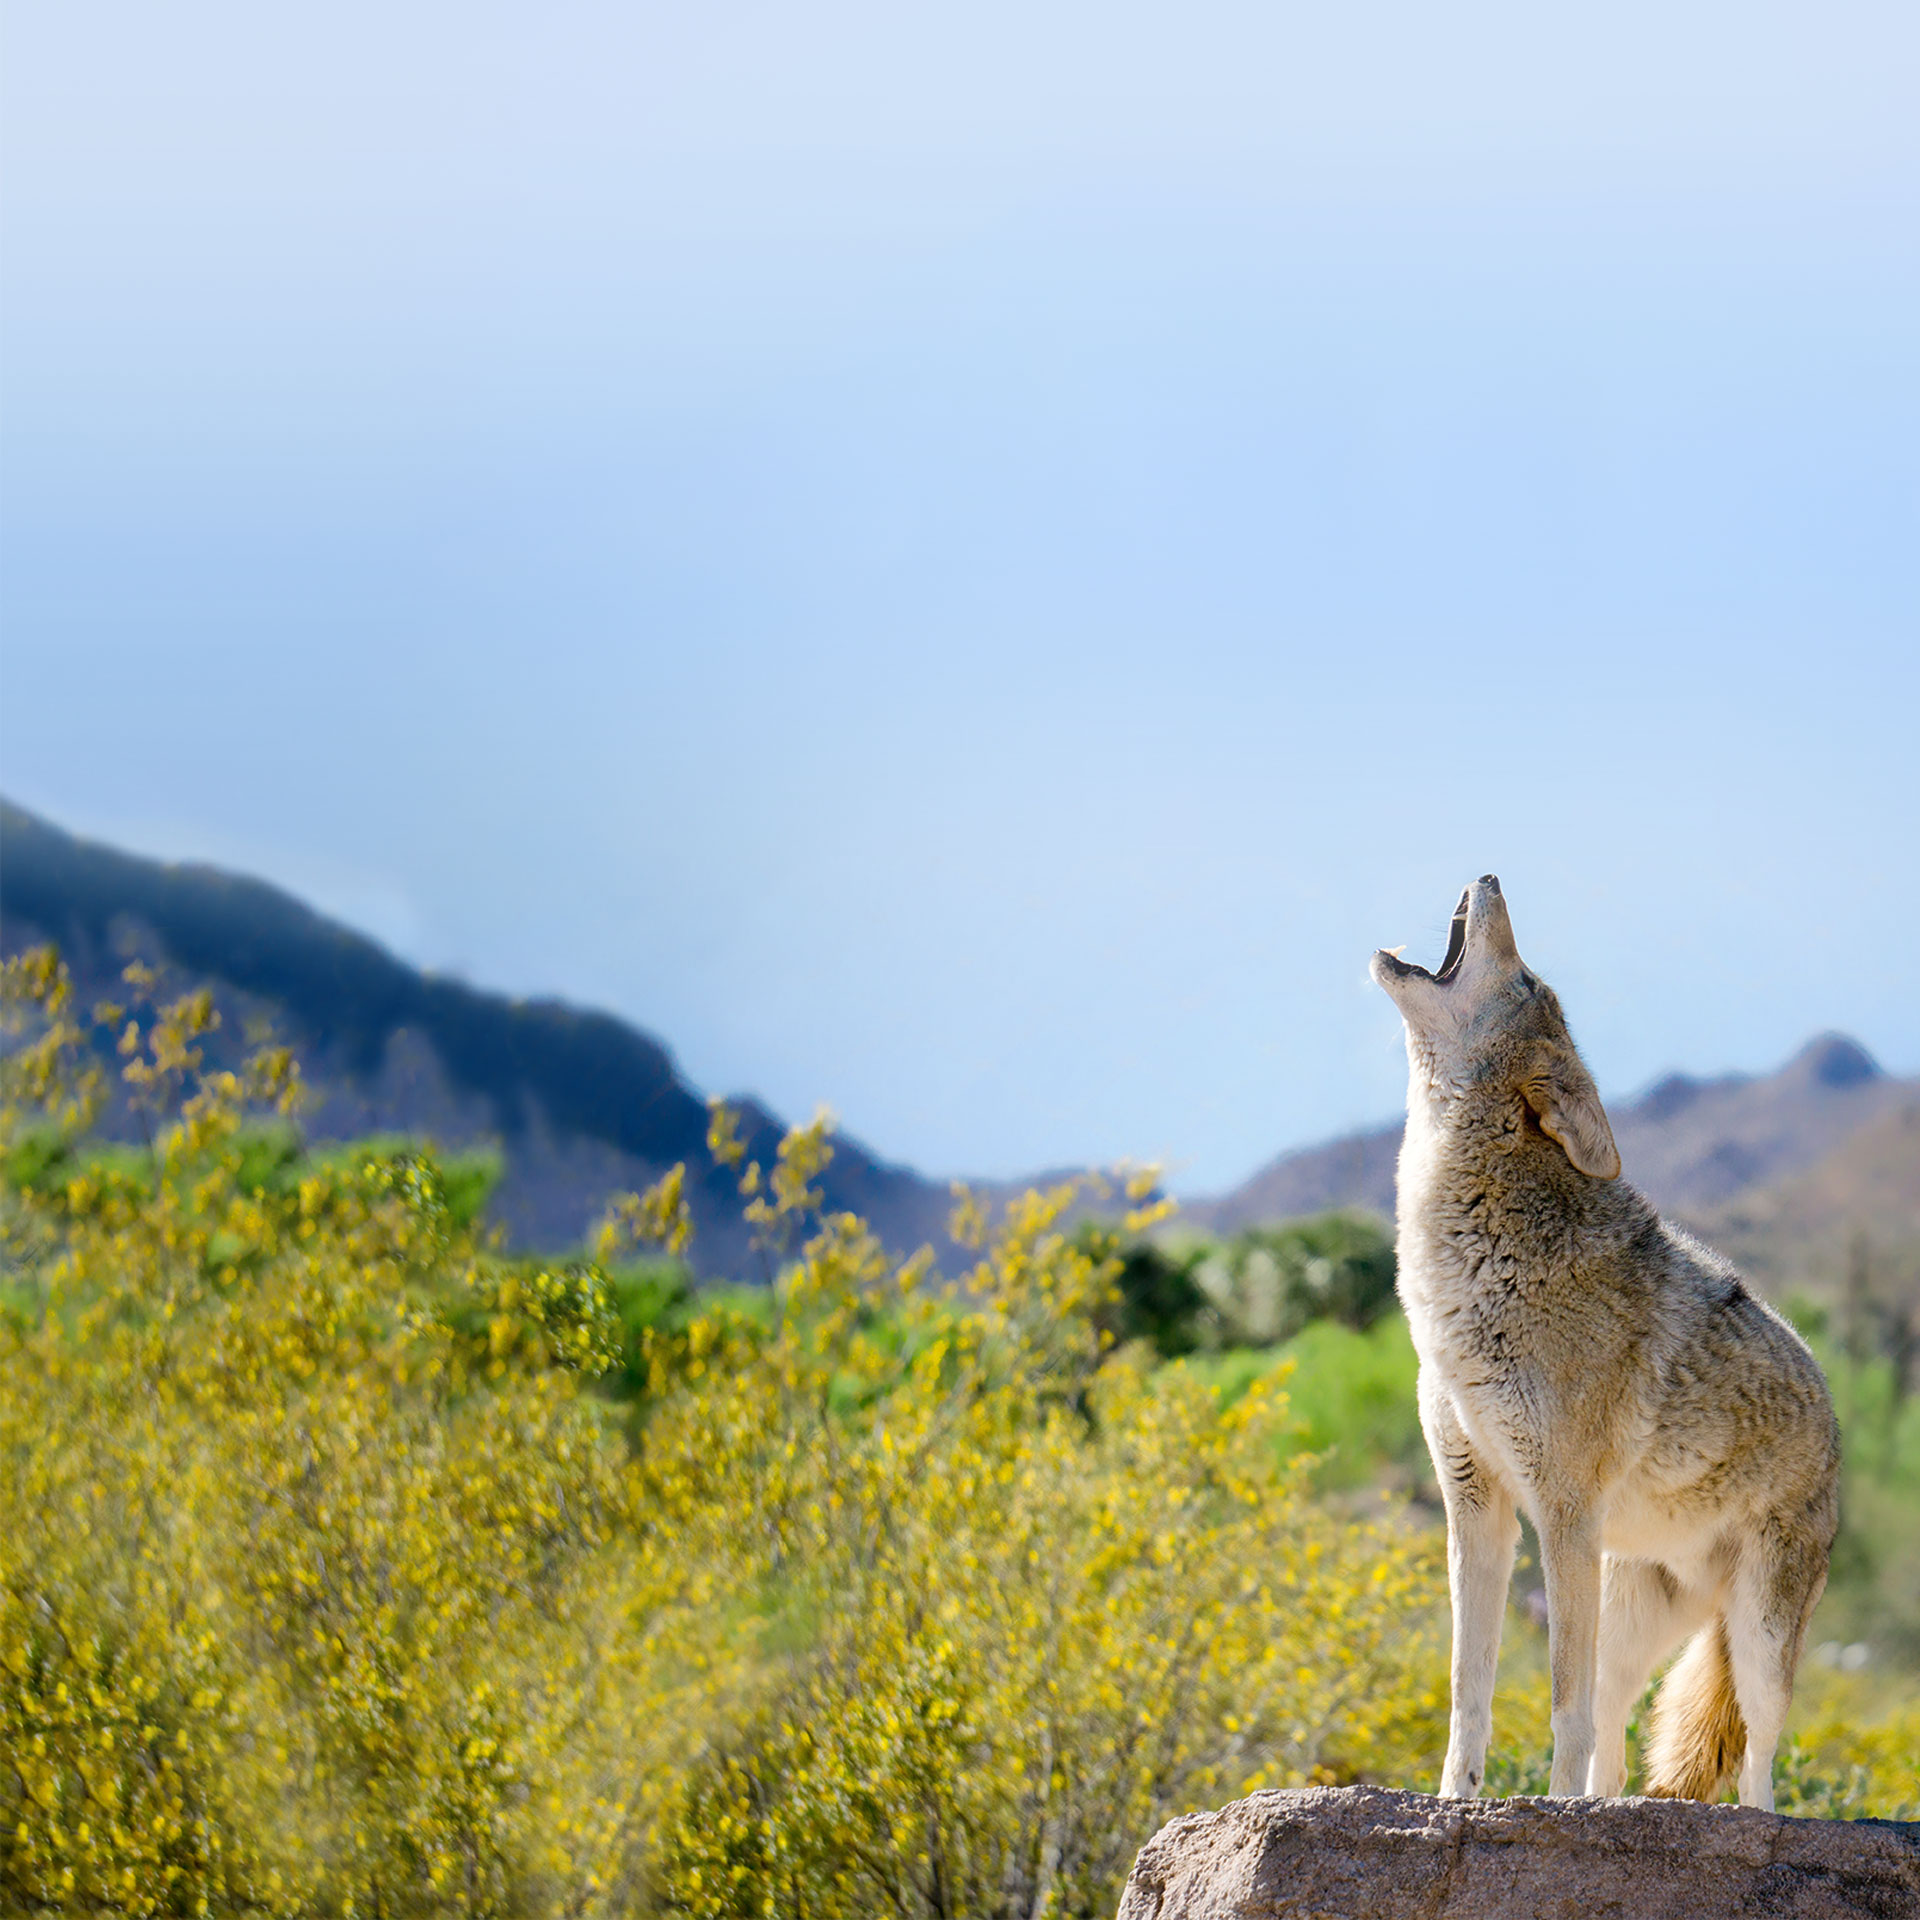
[1524,1052,1621,1180]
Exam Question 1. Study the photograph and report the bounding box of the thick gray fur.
[1372,877,1839,1807]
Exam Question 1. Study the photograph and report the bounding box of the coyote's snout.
[1375,877,1838,1808]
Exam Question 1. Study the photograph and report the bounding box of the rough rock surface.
[1115,1786,1920,1920]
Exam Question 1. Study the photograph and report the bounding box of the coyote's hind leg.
[1422,1380,1519,1797]
[1588,1557,1709,1796]
[1727,1528,1828,1811]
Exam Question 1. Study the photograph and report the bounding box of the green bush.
[1091,1211,1398,1357]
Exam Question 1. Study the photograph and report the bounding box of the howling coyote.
[1373,877,1838,1809]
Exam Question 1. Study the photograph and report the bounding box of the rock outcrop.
[1115,1786,1920,1920]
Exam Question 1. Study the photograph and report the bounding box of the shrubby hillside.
[0,800,951,1269]
[9,799,1914,1318]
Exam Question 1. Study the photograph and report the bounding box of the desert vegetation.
[3,949,1915,1918]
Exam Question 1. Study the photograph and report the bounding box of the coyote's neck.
[1394,1063,1647,1320]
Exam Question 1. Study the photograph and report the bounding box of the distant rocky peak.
[1633,1072,1704,1123]
[1790,1033,1882,1090]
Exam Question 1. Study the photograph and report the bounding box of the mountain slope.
[0,800,952,1267]
[1697,1099,1920,1309]
[9,797,1912,1295]
[1187,1034,1920,1243]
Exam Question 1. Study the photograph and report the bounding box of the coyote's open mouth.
[1378,885,1472,985]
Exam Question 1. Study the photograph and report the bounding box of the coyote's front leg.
[1538,1505,1603,1796]
[1423,1380,1519,1797]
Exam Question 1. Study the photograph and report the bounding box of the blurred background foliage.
[2,947,1914,1919]
[1089,1211,1398,1358]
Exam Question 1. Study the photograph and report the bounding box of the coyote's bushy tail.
[1644,1616,1746,1801]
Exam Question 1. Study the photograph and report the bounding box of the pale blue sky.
[2,3,1916,1188]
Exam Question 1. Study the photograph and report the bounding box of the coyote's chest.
[1395,1120,1644,1492]
[1398,1230,1571,1473]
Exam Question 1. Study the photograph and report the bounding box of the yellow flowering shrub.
[1,948,1447,1917]
[647,1185,1445,1919]
[1772,1671,1920,1819]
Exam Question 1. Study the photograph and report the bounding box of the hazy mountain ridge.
[1697,1101,1920,1306]
[1187,1033,1920,1305]
[6,797,1911,1302]
[0,800,954,1268]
